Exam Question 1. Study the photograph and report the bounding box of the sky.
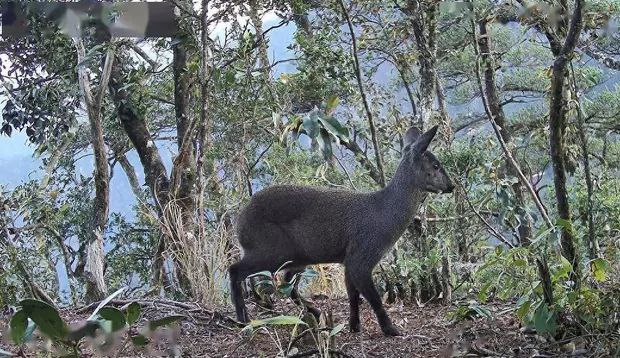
[0,15,302,230]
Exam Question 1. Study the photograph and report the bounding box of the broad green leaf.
[148,315,185,331]
[516,299,532,320]
[554,255,573,281]
[10,310,27,345]
[20,299,68,340]
[477,281,493,302]
[98,307,126,332]
[302,111,320,138]
[87,287,127,321]
[125,302,141,325]
[131,334,148,346]
[533,304,557,335]
[329,323,345,337]
[591,258,608,282]
[317,114,349,143]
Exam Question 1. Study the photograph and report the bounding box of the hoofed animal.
[229,125,454,336]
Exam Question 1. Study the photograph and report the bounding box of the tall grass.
[159,199,236,306]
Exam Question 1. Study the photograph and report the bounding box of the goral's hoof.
[382,324,402,336]
[236,311,250,324]
[349,321,360,333]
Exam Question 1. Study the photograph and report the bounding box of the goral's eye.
[433,164,439,170]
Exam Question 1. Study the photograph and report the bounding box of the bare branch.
[338,0,386,187]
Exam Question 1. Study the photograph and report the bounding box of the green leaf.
[277,283,294,297]
[98,307,126,332]
[329,323,345,337]
[20,299,68,340]
[477,281,493,302]
[131,334,149,346]
[326,95,340,114]
[242,315,307,333]
[148,315,185,331]
[87,287,127,321]
[556,218,573,232]
[10,310,28,345]
[513,258,527,267]
[317,114,349,143]
[530,226,556,245]
[533,304,557,335]
[554,255,573,282]
[469,304,492,320]
[516,299,532,321]
[591,258,608,282]
[125,302,141,325]
[302,111,320,138]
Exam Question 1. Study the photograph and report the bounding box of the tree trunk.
[108,51,172,289]
[407,0,438,127]
[169,0,198,294]
[171,1,197,218]
[548,0,584,286]
[74,39,116,301]
[402,0,442,301]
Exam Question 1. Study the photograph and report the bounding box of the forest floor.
[0,295,597,357]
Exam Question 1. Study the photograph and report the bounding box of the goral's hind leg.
[345,269,360,332]
[229,257,276,323]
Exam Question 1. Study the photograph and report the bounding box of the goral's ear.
[403,127,422,147]
[412,125,438,153]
